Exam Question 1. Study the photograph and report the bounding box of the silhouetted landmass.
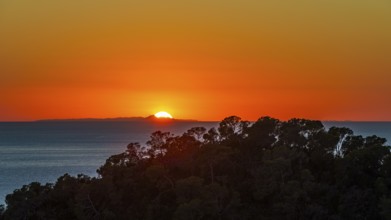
[1,116,391,220]
[36,115,200,122]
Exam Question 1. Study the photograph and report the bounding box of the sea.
[0,120,390,204]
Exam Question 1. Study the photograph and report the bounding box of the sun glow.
[154,111,173,119]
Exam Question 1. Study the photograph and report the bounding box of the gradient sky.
[1,0,390,121]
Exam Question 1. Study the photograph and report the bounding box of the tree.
[1,116,390,220]
[147,131,173,158]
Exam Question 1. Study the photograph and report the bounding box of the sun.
[154,111,173,119]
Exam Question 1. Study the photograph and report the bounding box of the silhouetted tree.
[1,116,390,220]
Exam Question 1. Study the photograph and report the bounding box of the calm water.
[0,121,217,204]
[0,120,390,204]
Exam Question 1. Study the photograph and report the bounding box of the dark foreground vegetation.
[1,116,391,220]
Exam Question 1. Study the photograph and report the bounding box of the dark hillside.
[1,116,391,220]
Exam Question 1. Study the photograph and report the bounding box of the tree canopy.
[1,116,391,220]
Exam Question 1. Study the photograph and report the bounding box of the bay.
[1,120,390,204]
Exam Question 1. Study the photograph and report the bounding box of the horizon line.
[1,116,391,123]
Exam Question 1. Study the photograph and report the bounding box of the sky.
[1,0,390,121]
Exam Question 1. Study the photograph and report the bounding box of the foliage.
[1,116,391,219]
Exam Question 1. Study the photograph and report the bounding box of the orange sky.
[1,0,391,121]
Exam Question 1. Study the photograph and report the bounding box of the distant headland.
[35,115,201,122]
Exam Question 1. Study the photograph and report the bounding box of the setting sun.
[154,111,173,119]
